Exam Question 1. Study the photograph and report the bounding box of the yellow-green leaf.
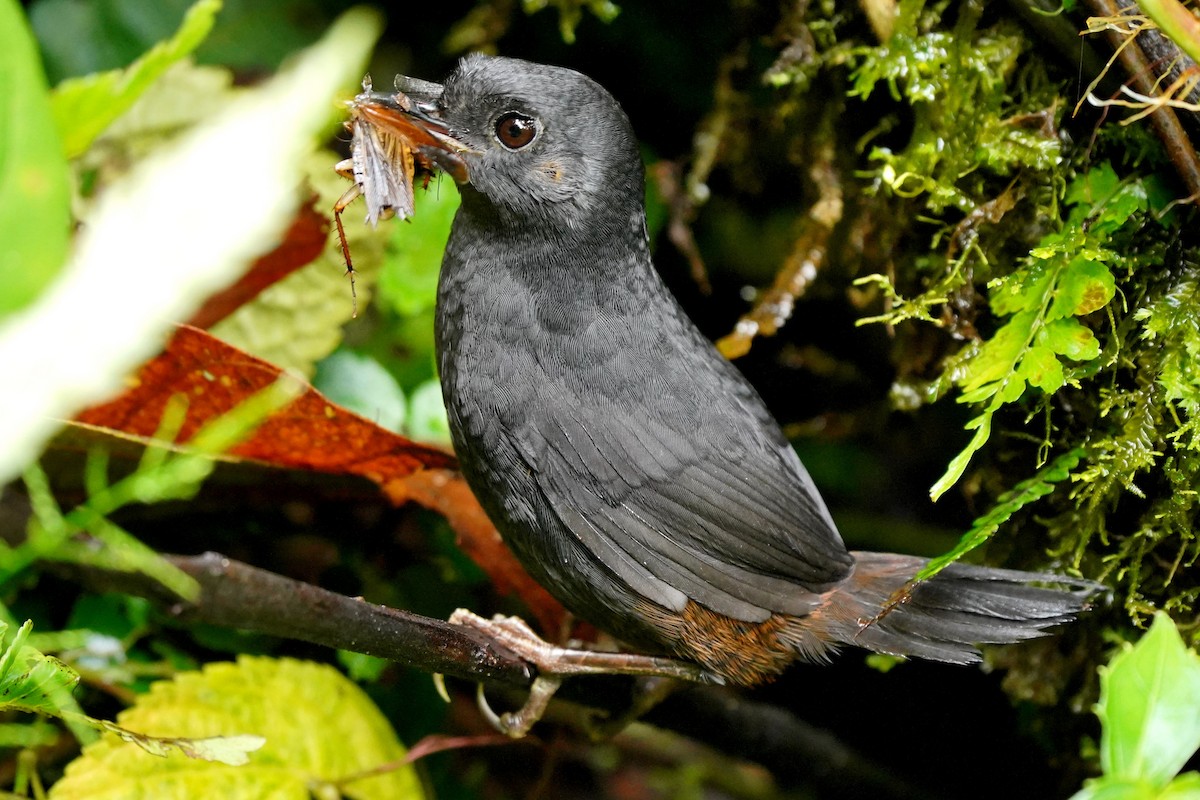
[50,656,424,800]
[49,0,221,158]
[210,151,383,376]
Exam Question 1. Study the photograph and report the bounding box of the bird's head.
[379,54,646,235]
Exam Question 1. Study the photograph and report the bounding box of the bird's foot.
[449,609,715,737]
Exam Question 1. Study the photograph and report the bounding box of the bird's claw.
[449,608,711,737]
[475,676,564,738]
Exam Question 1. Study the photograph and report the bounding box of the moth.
[333,75,462,316]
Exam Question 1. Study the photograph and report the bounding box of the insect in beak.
[333,75,471,316]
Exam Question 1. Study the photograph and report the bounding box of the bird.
[353,54,1095,728]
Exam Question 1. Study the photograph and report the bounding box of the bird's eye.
[494,112,538,150]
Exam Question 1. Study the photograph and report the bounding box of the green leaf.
[990,261,1055,316]
[1020,344,1065,393]
[1141,0,1200,65]
[0,0,72,317]
[521,0,620,44]
[338,650,389,683]
[50,656,425,800]
[930,412,992,500]
[48,0,221,158]
[313,350,407,434]
[1098,613,1200,787]
[919,448,1081,579]
[0,620,93,744]
[960,313,1035,394]
[1161,773,1200,800]
[927,163,1136,498]
[1070,778,1161,800]
[0,621,82,718]
[1066,161,1120,209]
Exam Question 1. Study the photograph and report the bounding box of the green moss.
[850,0,1061,214]
[815,0,1200,621]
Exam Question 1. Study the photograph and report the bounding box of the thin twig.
[1084,0,1200,200]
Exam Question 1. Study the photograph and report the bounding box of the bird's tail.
[786,552,1097,664]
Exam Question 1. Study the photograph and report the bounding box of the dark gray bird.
[373,54,1093,687]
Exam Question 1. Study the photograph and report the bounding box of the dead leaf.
[75,325,453,478]
[72,325,567,634]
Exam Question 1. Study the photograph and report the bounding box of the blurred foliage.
[0,0,71,316]
[48,0,219,159]
[5,0,1200,797]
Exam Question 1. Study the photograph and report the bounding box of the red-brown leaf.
[73,325,568,633]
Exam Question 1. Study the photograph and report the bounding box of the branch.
[61,552,533,687]
[60,551,935,799]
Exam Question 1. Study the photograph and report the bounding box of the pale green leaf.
[88,717,264,766]
[48,0,221,158]
[1070,778,1160,800]
[1099,613,1200,787]
[0,0,72,317]
[407,379,452,446]
[50,657,424,800]
[0,720,59,748]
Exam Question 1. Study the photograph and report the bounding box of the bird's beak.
[350,77,471,185]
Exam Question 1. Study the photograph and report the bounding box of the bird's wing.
[515,371,854,623]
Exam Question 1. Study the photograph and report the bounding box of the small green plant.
[1072,613,1200,799]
